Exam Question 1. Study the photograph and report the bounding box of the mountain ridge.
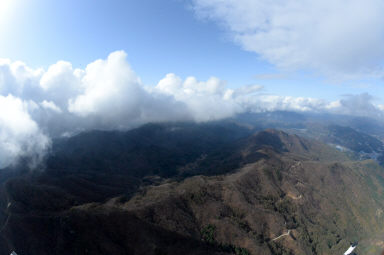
[0,123,384,254]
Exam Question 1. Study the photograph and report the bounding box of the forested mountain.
[1,122,384,254]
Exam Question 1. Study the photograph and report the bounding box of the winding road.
[272,230,291,241]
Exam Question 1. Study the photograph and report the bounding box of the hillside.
[233,112,384,165]
[0,124,384,254]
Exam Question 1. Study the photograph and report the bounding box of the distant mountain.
[1,123,384,254]
[232,112,384,165]
[234,111,384,139]
[234,111,307,130]
[325,125,383,153]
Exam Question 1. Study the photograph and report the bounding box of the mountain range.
[1,113,384,254]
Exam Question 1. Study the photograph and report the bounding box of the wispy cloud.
[191,0,384,79]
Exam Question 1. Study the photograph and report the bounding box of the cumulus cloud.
[240,95,328,113]
[0,95,50,168]
[326,93,384,118]
[155,73,242,121]
[155,72,384,117]
[66,51,190,129]
[0,50,383,169]
[191,0,384,78]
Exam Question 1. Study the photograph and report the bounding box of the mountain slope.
[0,124,384,254]
[119,132,384,255]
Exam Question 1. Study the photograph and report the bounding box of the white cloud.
[0,95,50,168]
[191,0,384,78]
[156,73,242,121]
[40,100,62,113]
[68,51,143,117]
[239,95,328,112]
[67,51,189,128]
[40,60,83,109]
[327,93,384,117]
[0,50,383,169]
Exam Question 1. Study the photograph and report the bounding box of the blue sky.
[1,0,383,101]
[1,0,264,85]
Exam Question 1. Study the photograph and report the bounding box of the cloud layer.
[191,0,384,78]
[0,50,383,168]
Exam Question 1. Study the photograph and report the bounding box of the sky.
[1,0,384,168]
[1,0,383,99]
[0,0,265,89]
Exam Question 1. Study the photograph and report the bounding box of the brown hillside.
[1,128,384,255]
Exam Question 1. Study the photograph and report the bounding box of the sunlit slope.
[119,130,384,255]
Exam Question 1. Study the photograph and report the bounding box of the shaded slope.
[3,205,230,255]
[48,122,253,178]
